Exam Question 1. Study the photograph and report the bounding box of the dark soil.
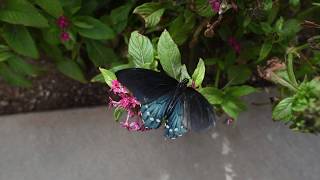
[0,61,108,115]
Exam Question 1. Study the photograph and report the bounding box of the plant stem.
[214,68,221,87]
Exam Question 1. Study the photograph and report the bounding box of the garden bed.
[0,60,107,115]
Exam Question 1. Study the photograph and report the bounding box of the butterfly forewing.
[116,68,178,104]
[184,87,216,131]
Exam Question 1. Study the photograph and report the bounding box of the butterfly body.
[116,68,215,139]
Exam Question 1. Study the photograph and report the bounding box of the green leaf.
[0,0,48,27]
[59,0,82,15]
[199,87,224,105]
[2,25,39,58]
[133,2,165,28]
[195,0,215,17]
[157,30,181,79]
[110,63,133,72]
[128,31,154,68]
[289,0,300,6]
[113,107,125,122]
[7,55,41,76]
[41,26,60,45]
[225,86,257,97]
[86,40,118,67]
[91,73,104,83]
[169,10,196,45]
[260,22,273,34]
[192,58,205,87]
[0,62,32,87]
[258,42,273,62]
[179,64,191,82]
[262,0,273,10]
[144,8,165,28]
[34,0,63,17]
[0,50,14,62]
[272,97,294,121]
[56,60,86,83]
[279,19,301,39]
[73,16,115,40]
[109,3,132,33]
[221,96,247,119]
[227,65,251,85]
[99,68,117,87]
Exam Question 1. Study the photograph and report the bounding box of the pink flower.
[226,118,234,125]
[209,0,221,12]
[228,37,241,54]
[111,80,128,95]
[108,80,145,132]
[57,16,70,29]
[60,32,70,42]
[120,114,145,132]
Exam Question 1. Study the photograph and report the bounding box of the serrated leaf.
[157,30,181,79]
[34,0,63,17]
[192,58,205,87]
[56,59,86,83]
[2,25,39,58]
[128,31,154,68]
[86,40,118,67]
[73,16,115,40]
[272,97,294,121]
[99,67,116,87]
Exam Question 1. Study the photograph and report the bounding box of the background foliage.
[0,0,320,133]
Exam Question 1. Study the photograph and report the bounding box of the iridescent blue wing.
[116,68,178,104]
[164,98,188,139]
[184,87,216,131]
[140,93,173,129]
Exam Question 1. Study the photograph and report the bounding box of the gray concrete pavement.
[0,92,319,180]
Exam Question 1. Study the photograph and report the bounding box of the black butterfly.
[116,68,216,139]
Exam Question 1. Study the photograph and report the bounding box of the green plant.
[0,0,320,134]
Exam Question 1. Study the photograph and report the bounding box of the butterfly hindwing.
[116,68,178,104]
[164,98,188,139]
[184,87,216,131]
[140,93,172,129]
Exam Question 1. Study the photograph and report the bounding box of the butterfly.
[115,68,216,139]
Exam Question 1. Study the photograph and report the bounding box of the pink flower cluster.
[228,37,241,54]
[226,118,234,126]
[109,80,145,131]
[56,16,70,42]
[209,0,221,12]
